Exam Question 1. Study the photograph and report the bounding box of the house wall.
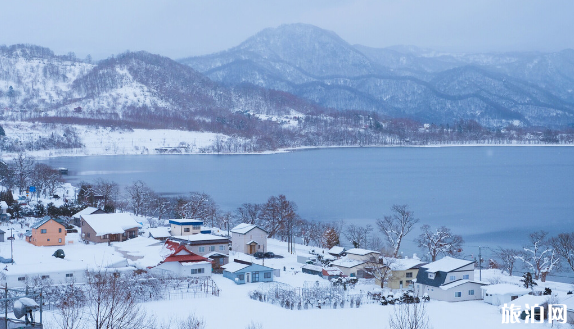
[483,292,528,306]
[29,220,66,246]
[347,252,378,262]
[187,242,229,257]
[224,265,274,284]
[387,268,420,289]
[231,228,267,254]
[152,262,211,278]
[440,264,475,285]
[334,263,368,277]
[170,223,201,236]
[415,282,483,302]
[3,269,87,287]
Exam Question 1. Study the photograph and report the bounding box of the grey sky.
[1,0,572,60]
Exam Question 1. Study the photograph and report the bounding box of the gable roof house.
[150,243,212,278]
[169,219,204,236]
[71,207,105,226]
[328,246,346,258]
[481,284,531,306]
[25,217,67,246]
[330,257,368,278]
[222,261,274,284]
[169,234,230,267]
[231,223,268,255]
[414,256,486,302]
[345,248,380,262]
[380,258,427,290]
[81,213,141,243]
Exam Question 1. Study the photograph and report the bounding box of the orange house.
[26,218,67,246]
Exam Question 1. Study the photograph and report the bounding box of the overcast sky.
[1,0,573,60]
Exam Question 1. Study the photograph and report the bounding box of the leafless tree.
[551,232,574,273]
[415,225,464,262]
[92,178,119,209]
[516,231,560,281]
[388,301,432,329]
[377,204,420,258]
[493,247,520,276]
[236,203,261,225]
[125,180,153,216]
[52,281,86,329]
[366,257,395,288]
[10,151,34,194]
[85,271,149,329]
[177,192,217,222]
[344,223,372,249]
[259,195,299,252]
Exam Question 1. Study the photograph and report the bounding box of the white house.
[71,206,105,226]
[414,256,486,302]
[330,257,367,278]
[150,244,212,278]
[169,219,203,236]
[481,284,531,306]
[170,234,230,258]
[231,223,268,255]
[345,248,380,262]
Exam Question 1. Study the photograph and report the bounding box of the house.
[382,258,426,289]
[25,217,66,246]
[328,246,346,258]
[414,256,486,302]
[222,261,274,284]
[71,207,105,226]
[148,227,171,241]
[345,248,380,262]
[302,264,323,276]
[150,243,212,278]
[331,257,368,278]
[302,264,344,280]
[169,219,203,236]
[231,223,268,255]
[169,234,230,258]
[481,284,531,306]
[81,213,141,243]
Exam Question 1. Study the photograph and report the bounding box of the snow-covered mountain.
[180,24,574,128]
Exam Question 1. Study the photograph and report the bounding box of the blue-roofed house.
[222,261,274,284]
[169,219,203,236]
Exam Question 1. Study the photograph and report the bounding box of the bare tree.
[415,225,464,262]
[52,282,86,329]
[85,271,149,329]
[377,204,419,258]
[10,151,34,194]
[344,223,372,249]
[516,231,560,281]
[388,301,432,329]
[177,192,217,222]
[259,195,299,253]
[366,257,395,288]
[92,178,119,210]
[125,180,153,216]
[236,203,261,224]
[494,247,520,276]
[551,232,574,273]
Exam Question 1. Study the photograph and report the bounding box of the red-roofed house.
[150,243,212,278]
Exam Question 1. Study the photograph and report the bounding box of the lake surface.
[42,147,574,260]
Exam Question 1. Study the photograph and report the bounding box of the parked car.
[264,252,275,258]
[253,252,265,259]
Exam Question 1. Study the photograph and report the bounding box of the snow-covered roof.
[169,218,203,225]
[322,267,343,276]
[181,261,211,267]
[231,223,267,234]
[0,201,8,209]
[171,233,229,242]
[331,257,365,268]
[203,252,228,258]
[440,279,486,290]
[346,248,379,256]
[481,284,530,296]
[388,258,426,271]
[508,295,548,309]
[3,260,90,276]
[422,256,473,273]
[31,217,65,229]
[302,264,323,272]
[82,213,141,236]
[328,246,345,255]
[73,207,99,218]
[222,262,250,273]
[147,227,171,238]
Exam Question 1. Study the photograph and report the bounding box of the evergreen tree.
[521,272,537,289]
[0,125,5,137]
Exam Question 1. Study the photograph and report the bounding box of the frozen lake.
[42,146,574,258]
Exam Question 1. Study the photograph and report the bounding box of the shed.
[481,284,531,306]
[302,264,323,276]
[328,246,346,258]
[222,262,274,284]
[148,227,171,241]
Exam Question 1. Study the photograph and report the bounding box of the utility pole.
[478,246,482,281]
[10,228,13,264]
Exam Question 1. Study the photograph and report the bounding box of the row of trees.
[0,152,64,198]
[494,230,574,282]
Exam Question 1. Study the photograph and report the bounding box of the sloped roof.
[439,279,486,290]
[168,218,203,225]
[221,262,249,272]
[231,223,268,234]
[331,257,365,268]
[322,267,343,276]
[422,256,474,273]
[346,248,380,256]
[0,201,8,209]
[147,227,171,238]
[162,245,209,263]
[328,246,345,255]
[31,217,65,230]
[481,284,530,296]
[388,258,426,271]
[302,264,323,272]
[73,207,102,218]
[82,213,141,236]
[171,233,230,243]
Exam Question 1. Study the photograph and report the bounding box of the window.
[428,273,435,279]
[210,246,215,251]
[455,292,462,298]
[449,275,456,281]
[406,272,413,278]
[252,272,259,282]
[103,234,108,239]
[406,280,412,285]
[468,290,474,296]
[66,273,73,278]
[264,272,271,279]
[193,225,201,230]
[47,239,50,241]
[41,229,47,234]
[198,247,205,252]
[59,228,62,233]
[41,275,50,280]
[184,228,190,232]
[58,238,62,243]
[463,274,469,280]
[17,277,25,281]
[191,268,205,274]
[238,274,244,281]
[219,245,225,251]
[87,233,91,238]
[258,245,260,249]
